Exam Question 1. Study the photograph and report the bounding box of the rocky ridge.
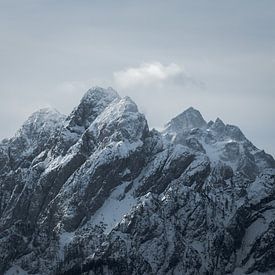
[0,87,274,275]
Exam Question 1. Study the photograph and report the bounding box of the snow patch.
[59,231,75,259]
[87,181,137,234]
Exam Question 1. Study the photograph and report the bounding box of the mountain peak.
[2,88,275,275]
[88,96,148,143]
[66,86,120,129]
[165,106,207,132]
[215,117,224,125]
[25,107,63,121]
[81,86,120,103]
[185,106,198,112]
[8,107,65,165]
[19,107,65,135]
[210,117,226,133]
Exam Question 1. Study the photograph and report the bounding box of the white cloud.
[113,62,192,89]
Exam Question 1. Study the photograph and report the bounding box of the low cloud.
[113,62,202,89]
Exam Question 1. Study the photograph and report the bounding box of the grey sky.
[0,0,274,156]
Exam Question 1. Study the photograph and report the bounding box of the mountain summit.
[165,106,207,132]
[0,87,275,275]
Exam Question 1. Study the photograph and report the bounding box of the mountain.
[0,87,274,275]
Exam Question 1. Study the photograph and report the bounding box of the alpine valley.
[0,87,275,275]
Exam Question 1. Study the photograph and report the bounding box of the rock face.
[0,88,274,275]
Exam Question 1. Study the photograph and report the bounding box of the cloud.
[113,62,201,89]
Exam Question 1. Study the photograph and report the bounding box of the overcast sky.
[0,0,274,156]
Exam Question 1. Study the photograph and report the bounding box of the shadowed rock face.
[0,88,275,275]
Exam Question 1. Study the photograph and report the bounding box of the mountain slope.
[0,88,274,275]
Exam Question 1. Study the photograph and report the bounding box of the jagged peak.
[66,87,120,129]
[88,96,148,142]
[92,96,142,126]
[12,107,65,144]
[20,107,65,131]
[184,106,199,113]
[214,117,225,126]
[81,86,120,103]
[26,107,63,119]
[87,96,141,128]
[165,106,207,132]
[210,117,226,133]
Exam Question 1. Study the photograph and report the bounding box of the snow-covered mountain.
[0,87,274,275]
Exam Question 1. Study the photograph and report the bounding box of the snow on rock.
[16,107,65,140]
[6,108,65,166]
[88,96,148,143]
[58,231,75,259]
[247,168,275,203]
[66,86,120,130]
[0,89,275,275]
[50,86,120,155]
[87,181,137,234]
[163,107,275,177]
